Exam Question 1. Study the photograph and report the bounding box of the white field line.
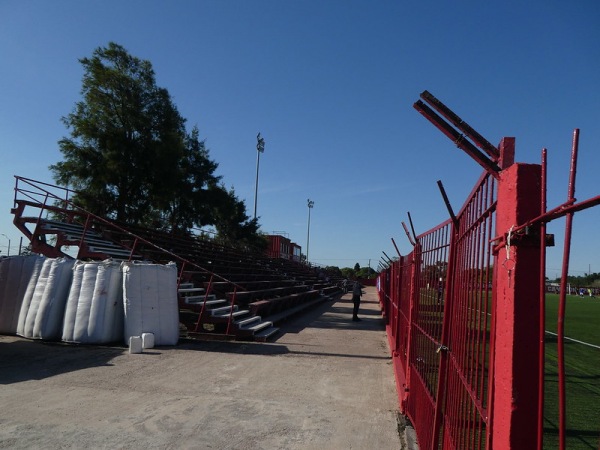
[475,308,600,350]
[544,331,600,350]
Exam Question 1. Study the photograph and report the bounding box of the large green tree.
[155,125,222,233]
[211,186,266,250]
[51,42,182,225]
[50,42,257,242]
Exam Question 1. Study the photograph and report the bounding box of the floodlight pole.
[306,199,314,264]
[253,132,265,220]
[1,234,10,256]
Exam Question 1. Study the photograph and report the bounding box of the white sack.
[16,255,46,336]
[19,257,75,340]
[122,261,179,346]
[17,257,52,337]
[62,260,123,343]
[62,261,85,342]
[0,255,45,334]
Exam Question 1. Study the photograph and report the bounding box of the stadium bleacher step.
[63,234,114,245]
[179,287,206,295]
[253,325,280,342]
[211,305,238,316]
[41,220,101,235]
[87,245,135,257]
[39,219,141,260]
[236,316,262,328]
[179,284,221,305]
[213,309,250,319]
[183,297,222,306]
[243,320,273,333]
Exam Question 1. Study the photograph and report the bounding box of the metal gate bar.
[378,92,600,449]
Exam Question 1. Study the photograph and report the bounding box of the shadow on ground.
[0,338,125,384]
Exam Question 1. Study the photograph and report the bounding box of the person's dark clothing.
[352,281,362,321]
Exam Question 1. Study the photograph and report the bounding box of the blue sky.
[1,1,599,275]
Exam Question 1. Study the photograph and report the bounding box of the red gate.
[378,92,600,450]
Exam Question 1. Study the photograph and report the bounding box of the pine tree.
[50,42,260,245]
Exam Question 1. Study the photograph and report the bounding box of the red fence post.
[491,146,542,449]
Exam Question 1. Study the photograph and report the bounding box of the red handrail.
[13,175,250,334]
[225,286,238,335]
[195,274,215,333]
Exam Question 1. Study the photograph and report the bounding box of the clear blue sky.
[1,1,599,276]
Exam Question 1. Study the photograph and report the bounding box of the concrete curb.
[396,413,419,449]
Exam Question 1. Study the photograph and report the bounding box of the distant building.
[266,234,301,262]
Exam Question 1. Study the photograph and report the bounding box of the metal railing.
[11,175,247,336]
[378,92,600,449]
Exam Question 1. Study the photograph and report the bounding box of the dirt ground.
[0,287,404,449]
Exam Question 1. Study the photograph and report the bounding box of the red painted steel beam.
[437,180,459,227]
[407,212,419,245]
[420,91,500,160]
[405,244,421,421]
[507,194,600,237]
[402,221,416,246]
[537,148,548,450]
[557,129,580,450]
[414,100,502,176]
[391,237,402,258]
[431,225,456,450]
[491,161,543,450]
[382,251,394,264]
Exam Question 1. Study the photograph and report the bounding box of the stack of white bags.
[0,255,179,346]
[62,260,123,344]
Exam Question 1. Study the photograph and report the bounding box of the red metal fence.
[377,92,600,450]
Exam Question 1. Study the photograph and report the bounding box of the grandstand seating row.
[11,195,344,342]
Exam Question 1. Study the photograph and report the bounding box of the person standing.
[352,280,363,321]
[341,278,349,294]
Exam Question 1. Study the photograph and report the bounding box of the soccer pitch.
[543,293,600,449]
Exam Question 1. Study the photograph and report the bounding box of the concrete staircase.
[178,282,279,342]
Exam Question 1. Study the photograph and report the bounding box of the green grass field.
[544,294,600,450]
[414,289,599,448]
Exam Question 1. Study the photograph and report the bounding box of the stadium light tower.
[253,132,265,220]
[306,199,314,264]
[1,233,10,256]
